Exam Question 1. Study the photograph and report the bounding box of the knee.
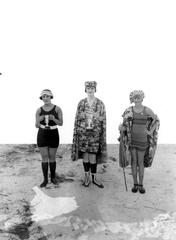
[131,158,137,166]
[138,159,144,168]
[48,155,56,162]
[137,153,145,167]
[49,159,56,163]
[41,154,48,161]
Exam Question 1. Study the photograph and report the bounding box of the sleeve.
[122,107,133,127]
[145,108,160,148]
[75,100,86,121]
[97,100,107,163]
[100,101,106,120]
[71,100,85,161]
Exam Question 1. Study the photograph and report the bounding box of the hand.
[118,123,123,131]
[39,115,45,121]
[93,112,100,119]
[78,112,86,120]
[144,129,153,136]
[85,112,93,119]
[49,114,55,121]
[118,123,125,132]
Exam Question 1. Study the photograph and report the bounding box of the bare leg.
[130,148,138,192]
[48,147,58,184]
[137,150,145,185]
[39,147,49,162]
[131,148,138,184]
[48,148,57,162]
[137,149,146,193]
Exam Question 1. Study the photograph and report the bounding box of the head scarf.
[39,89,53,100]
[129,90,145,103]
[85,81,97,92]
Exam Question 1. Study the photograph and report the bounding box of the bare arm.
[54,106,63,126]
[35,108,44,128]
[145,107,157,119]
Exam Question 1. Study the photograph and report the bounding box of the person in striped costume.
[120,90,159,194]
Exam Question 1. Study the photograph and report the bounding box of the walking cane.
[122,162,128,192]
[118,133,128,192]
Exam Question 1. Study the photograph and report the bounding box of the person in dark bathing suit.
[35,89,63,188]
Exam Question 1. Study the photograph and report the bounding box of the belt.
[40,124,57,130]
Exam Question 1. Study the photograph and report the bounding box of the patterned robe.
[71,97,107,164]
[119,106,160,168]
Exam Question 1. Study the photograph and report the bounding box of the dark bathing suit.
[37,105,59,148]
[130,107,149,151]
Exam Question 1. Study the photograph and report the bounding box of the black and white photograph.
[0,1,176,239]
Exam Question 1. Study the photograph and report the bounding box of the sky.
[0,0,176,144]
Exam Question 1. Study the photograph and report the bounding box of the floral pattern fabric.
[71,98,107,164]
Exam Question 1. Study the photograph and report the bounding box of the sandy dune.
[0,144,176,240]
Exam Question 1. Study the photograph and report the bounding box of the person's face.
[133,95,143,104]
[86,86,96,96]
[41,94,51,104]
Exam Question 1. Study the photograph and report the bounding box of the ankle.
[40,179,48,188]
[91,174,104,188]
[92,180,104,188]
[83,172,90,181]
[138,184,146,194]
[131,184,138,193]
[51,177,58,184]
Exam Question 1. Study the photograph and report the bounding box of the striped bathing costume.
[130,107,149,150]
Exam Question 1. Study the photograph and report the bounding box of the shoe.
[138,184,146,194]
[82,180,90,187]
[91,173,104,188]
[92,180,104,188]
[51,177,58,185]
[82,172,90,187]
[40,179,48,188]
[131,184,138,193]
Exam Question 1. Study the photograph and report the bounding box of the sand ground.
[0,144,176,240]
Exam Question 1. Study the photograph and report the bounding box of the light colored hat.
[129,90,145,103]
[39,89,53,100]
[85,81,97,92]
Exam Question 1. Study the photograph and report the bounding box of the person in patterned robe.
[71,81,107,188]
[119,90,160,194]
